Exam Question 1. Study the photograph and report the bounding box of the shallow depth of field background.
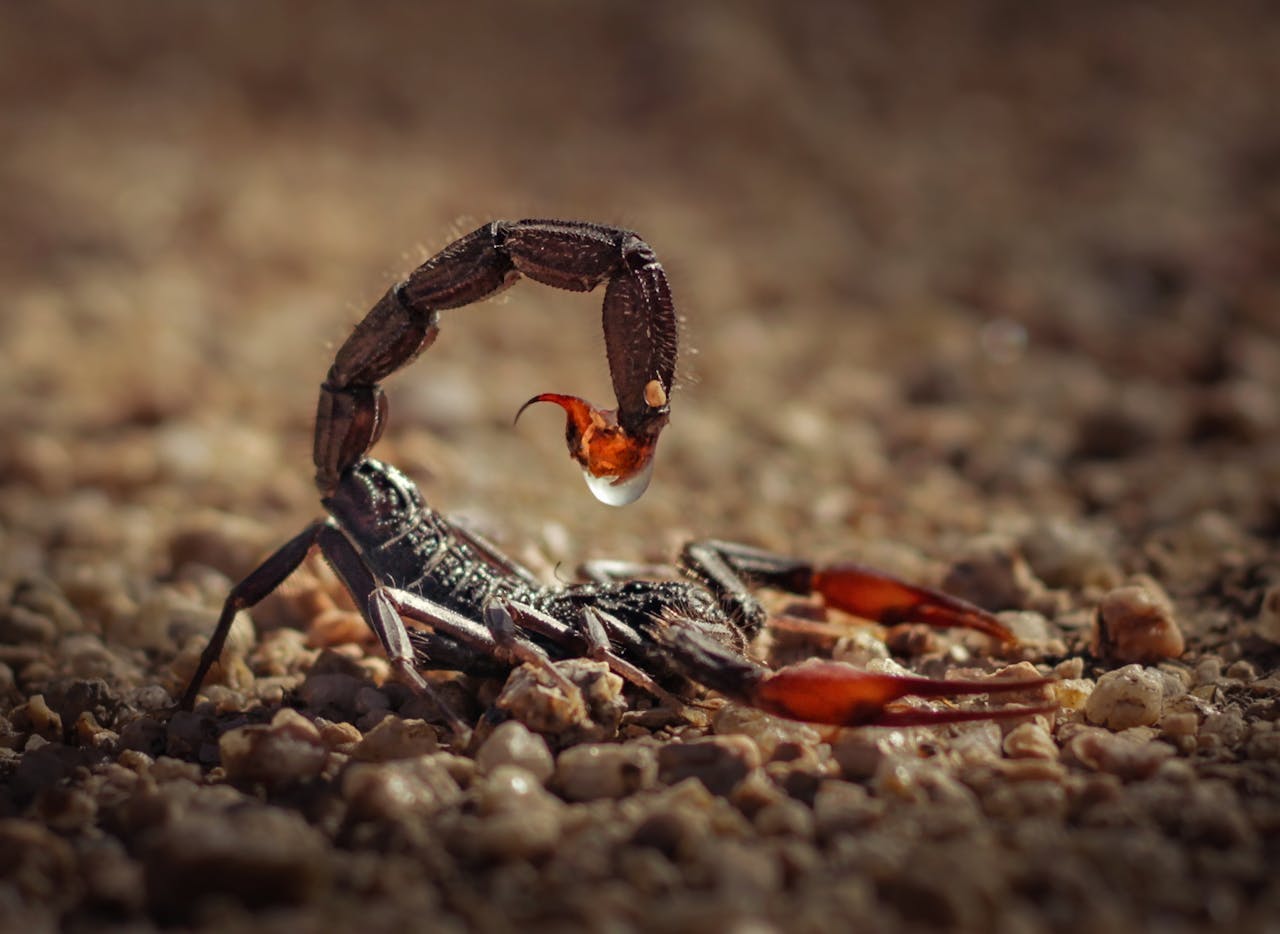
[4,3,1275,558]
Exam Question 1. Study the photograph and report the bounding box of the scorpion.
[179,219,1052,733]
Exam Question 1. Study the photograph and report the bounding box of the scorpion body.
[180,219,1053,733]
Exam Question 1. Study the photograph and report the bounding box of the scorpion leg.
[179,521,327,710]
[484,604,579,696]
[373,589,576,697]
[316,220,678,505]
[658,619,1053,728]
[498,600,684,706]
[580,607,686,708]
[682,540,1015,643]
[179,519,466,733]
[301,527,469,735]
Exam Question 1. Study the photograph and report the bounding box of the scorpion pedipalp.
[750,661,1055,728]
[653,616,1052,728]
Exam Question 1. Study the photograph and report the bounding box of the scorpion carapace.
[313,219,677,506]
[178,219,1055,734]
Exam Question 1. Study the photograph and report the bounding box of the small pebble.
[555,742,656,801]
[1061,725,1176,779]
[812,780,882,840]
[711,704,823,760]
[631,784,716,857]
[942,535,1046,612]
[1092,582,1184,663]
[125,588,242,653]
[1194,656,1223,686]
[831,731,918,782]
[1020,519,1121,590]
[0,605,58,646]
[1085,665,1164,730]
[17,694,63,741]
[495,659,624,741]
[298,671,366,711]
[140,806,332,918]
[341,755,462,823]
[5,577,83,637]
[315,718,362,751]
[0,818,78,902]
[657,734,762,796]
[219,708,328,786]
[476,762,560,813]
[1159,711,1199,737]
[353,685,391,716]
[996,610,1055,644]
[1050,678,1094,713]
[1200,708,1247,750]
[167,509,274,580]
[1002,721,1059,760]
[350,715,438,761]
[753,797,815,839]
[459,765,564,860]
[475,720,554,783]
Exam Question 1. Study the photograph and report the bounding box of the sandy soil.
[1,3,1278,931]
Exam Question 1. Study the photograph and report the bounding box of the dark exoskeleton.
[180,220,1053,733]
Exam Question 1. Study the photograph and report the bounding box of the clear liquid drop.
[582,457,654,506]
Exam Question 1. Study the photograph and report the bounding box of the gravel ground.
[2,3,1279,931]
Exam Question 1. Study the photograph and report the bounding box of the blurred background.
[2,1,1277,572]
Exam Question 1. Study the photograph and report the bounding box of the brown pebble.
[942,535,1047,612]
[1092,582,1184,663]
[350,714,438,762]
[0,605,58,646]
[1061,724,1175,779]
[455,766,565,861]
[0,818,78,902]
[1002,721,1059,761]
[753,797,815,839]
[710,704,823,761]
[993,758,1067,783]
[812,780,882,840]
[657,734,762,796]
[341,755,461,822]
[496,659,624,741]
[17,694,63,741]
[140,806,332,918]
[298,671,366,711]
[315,718,363,751]
[218,708,328,786]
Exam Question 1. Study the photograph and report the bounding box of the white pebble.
[475,720,554,783]
[1085,665,1164,730]
[555,743,656,801]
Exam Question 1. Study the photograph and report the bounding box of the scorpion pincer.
[179,219,1054,735]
